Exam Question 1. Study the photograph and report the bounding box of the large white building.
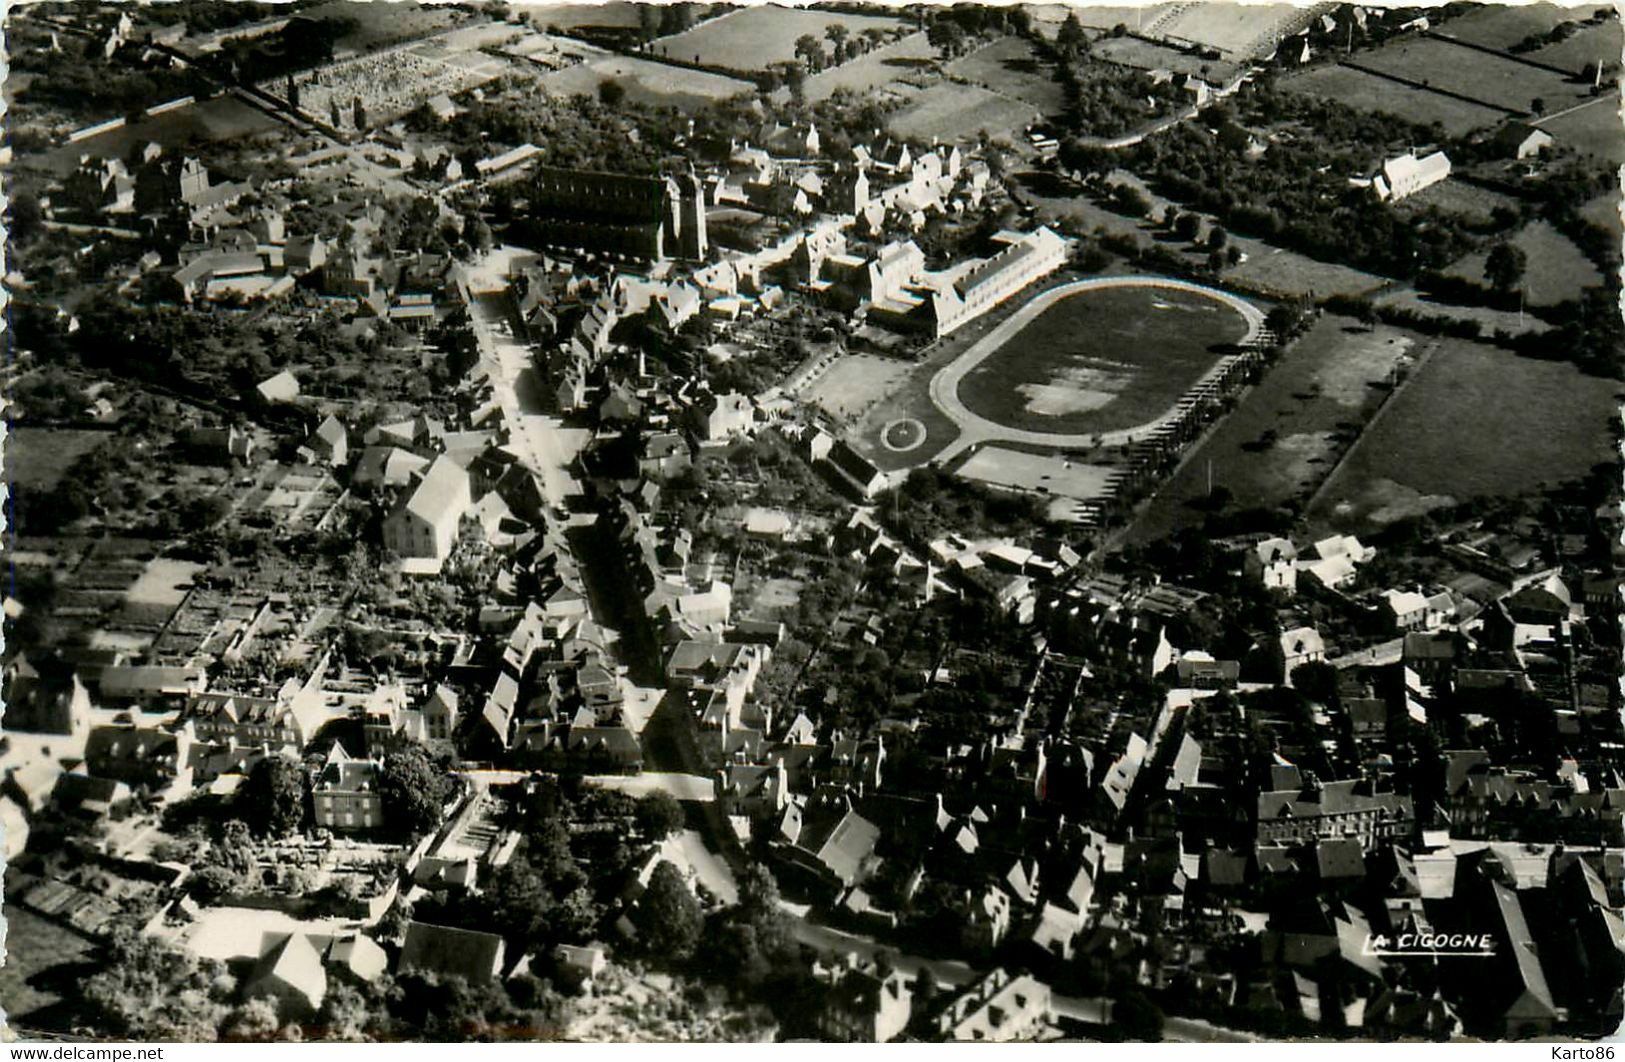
[1373,151,1451,201]
[383,454,472,572]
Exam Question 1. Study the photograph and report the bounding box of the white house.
[383,455,472,572]
[1373,151,1451,202]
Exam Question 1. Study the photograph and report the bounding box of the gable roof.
[398,921,505,983]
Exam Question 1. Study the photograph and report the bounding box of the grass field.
[803,31,936,102]
[1027,4,1176,36]
[1396,179,1520,226]
[945,36,1070,115]
[1282,64,1509,136]
[1442,4,1588,50]
[1442,220,1602,306]
[650,5,905,72]
[0,906,99,1027]
[1126,316,1417,543]
[956,284,1249,437]
[1532,19,1622,74]
[37,95,283,177]
[1356,37,1587,116]
[1309,340,1623,528]
[805,354,916,421]
[1535,98,1625,165]
[299,0,464,54]
[888,81,1041,143]
[525,3,647,30]
[538,54,753,110]
[5,428,106,491]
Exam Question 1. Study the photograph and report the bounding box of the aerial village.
[2,0,1622,1044]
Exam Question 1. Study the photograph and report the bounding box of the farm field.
[538,54,753,111]
[1354,37,1588,116]
[1090,35,1242,83]
[805,354,915,421]
[1125,316,1417,544]
[1377,287,1546,336]
[1308,341,1623,529]
[802,32,935,102]
[1441,4,1590,51]
[955,284,1250,437]
[887,81,1039,143]
[1531,19,1622,74]
[1027,4,1175,35]
[1442,220,1602,306]
[298,0,465,54]
[1157,3,1312,57]
[945,36,1070,115]
[650,5,905,72]
[1281,64,1507,136]
[1535,98,1625,165]
[523,3,647,30]
[36,95,284,177]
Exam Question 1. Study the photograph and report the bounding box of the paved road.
[926,276,1265,463]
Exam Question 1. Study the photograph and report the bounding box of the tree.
[1206,225,1229,251]
[1110,183,1152,218]
[794,33,825,72]
[597,78,626,107]
[82,928,233,1040]
[926,18,966,58]
[635,790,684,841]
[1056,12,1086,55]
[222,998,282,1042]
[637,861,702,961]
[353,96,367,129]
[478,860,554,948]
[378,742,454,839]
[242,754,307,836]
[1485,240,1528,294]
[1291,660,1340,708]
[9,190,42,244]
[824,23,850,60]
[329,98,342,128]
[1174,212,1202,241]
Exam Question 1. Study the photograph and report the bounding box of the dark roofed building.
[398,921,506,984]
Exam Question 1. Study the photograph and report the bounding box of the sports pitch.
[949,279,1255,438]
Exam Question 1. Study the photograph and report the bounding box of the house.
[812,955,912,1042]
[933,969,1055,1042]
[1493,121,1554,160]
[398,921,506,983]
[184,424,256,465]
[1373,151,1451,202]
[1277,627,1326,684]
[382,455,472,571]
[245,932,328,1021]
[312,743,383,832]
[1247,537,1298,594]
[304,415,348,467]
[691,391,754,442]
[255,370,300,405]
[554,943,607,984]
[5,656,93,735]
[1256,779,1414,848]
[825,441,886,498]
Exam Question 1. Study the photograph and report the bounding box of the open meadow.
[802,31,935,101]
[1091,35,1242,82]
[1442,220,1602,306]
[538,54,753,110]
[1308,340,1623,528]
[650,5,905,72]
[887,81,1040,143]
[945,36,1069,115]
[1354,37,1588,116]
[805,354,916,422]
[1281,63,1508,136]
[1531,18,1622,74]
[1125,316,1416,544]
[1441,4,1594,51]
